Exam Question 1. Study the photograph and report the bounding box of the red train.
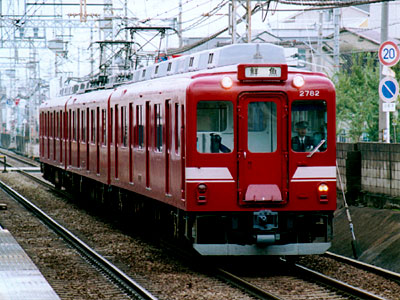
[39,43,336,256]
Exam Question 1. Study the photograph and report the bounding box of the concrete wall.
[337,142,400,209]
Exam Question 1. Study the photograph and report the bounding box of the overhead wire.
[181,0,228,33]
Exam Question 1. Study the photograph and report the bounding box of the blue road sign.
[379,77,399,103]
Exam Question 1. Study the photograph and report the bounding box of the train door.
[237,93,288,205]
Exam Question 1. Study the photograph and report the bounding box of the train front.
[185,44,336,256]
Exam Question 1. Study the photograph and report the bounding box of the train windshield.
[196,101,233,153]
[291,100,327,153]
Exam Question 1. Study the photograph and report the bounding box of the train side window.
[114,105,118,146]
[291,100,327,153]
[155,103,163,152]
[47,112,50,137]
[196,101,233,153]
[56,112,59,138]
[137,105,144,148]
[68,110,71,140]
[175,103,180,155]
[63,111,67,139]
[81,110,86,142]
[59,110,63,139]
[102,109,107,144]
[121,106,127,147]
[110,107,113,144]
[77,109,80,142]
[248,102,277,153]
[91,109,95,143]
[73,111,77,141]
[50,112,53,138]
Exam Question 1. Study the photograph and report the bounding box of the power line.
[276,0,394,7]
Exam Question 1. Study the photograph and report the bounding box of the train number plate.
[299,90,320,97]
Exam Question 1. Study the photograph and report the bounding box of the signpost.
[379,40,400,143]
[379,41,400,67]
[379,77,399,103]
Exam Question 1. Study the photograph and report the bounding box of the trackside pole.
[336,160,360,259]
[0,155,6,173]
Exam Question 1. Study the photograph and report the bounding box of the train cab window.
[248,102,277,153]
[196,101,233,153]
[291,100,327,152]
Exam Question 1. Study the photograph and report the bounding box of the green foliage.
[334,53,381,141]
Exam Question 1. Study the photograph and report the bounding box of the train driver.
[292,121,314,152]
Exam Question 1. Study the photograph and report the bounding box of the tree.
[334,53,381,142]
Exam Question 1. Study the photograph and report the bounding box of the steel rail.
[0,149,39,167]
[325,251,400,284]
[293,262,387,300]
[215,268,284,300]
[0,179,158,300]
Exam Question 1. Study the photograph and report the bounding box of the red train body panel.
[40,44,336,255]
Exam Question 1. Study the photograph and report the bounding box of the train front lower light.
[196,183,208,204]
[317,183,329,203]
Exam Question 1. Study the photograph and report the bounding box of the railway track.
[325,251,400,284]
[0,148,39,168]
[215,258,387,300]
[2,150,400,299]
[0,179,159,300]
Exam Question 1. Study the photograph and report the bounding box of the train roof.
[58,43,286,97]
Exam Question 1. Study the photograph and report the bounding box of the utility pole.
[379,2,389,142]
[229,0,252,44]
[317,10,323,72]
[178,0,183,48]
[333,8,340,73]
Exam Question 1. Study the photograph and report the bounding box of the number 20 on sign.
[379,41,400,67]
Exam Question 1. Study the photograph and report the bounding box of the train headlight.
[317,183,329,203]
[292,75,305,88]
[220,76,233,89]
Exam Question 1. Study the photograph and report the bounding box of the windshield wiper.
[307,139,326,158]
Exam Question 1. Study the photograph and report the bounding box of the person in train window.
[292,121,314,152]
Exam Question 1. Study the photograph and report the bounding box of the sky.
[0,0,304,97]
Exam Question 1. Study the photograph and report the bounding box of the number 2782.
[299,90,320,97]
